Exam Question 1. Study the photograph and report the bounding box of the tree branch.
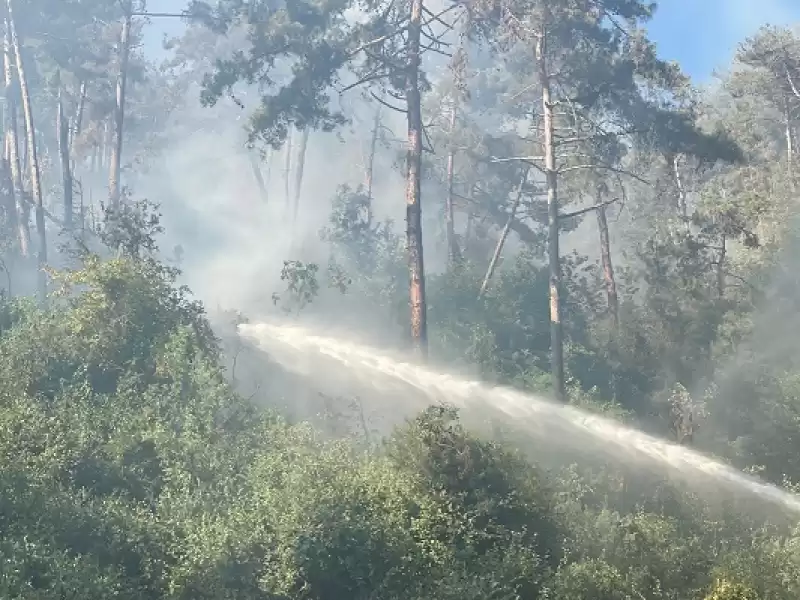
[369,91,406,113]
[337,69,391,94]
[786,67,800,100]
[491,155,545,162]
[558,197,619,220]
[349,4,460,58]
[558,162,650,184]
[131,11,191,18]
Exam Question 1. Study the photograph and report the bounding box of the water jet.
[239,320,800,516]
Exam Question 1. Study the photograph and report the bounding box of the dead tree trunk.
[537,30,565,401]
[596,204,618,327]
[292,128,309,228]
[57,92,73,230]
[479,169,529,298]
[405,0,428,358]
[8,0,46,297]
[109,6,131,210]
[445,104,461,266]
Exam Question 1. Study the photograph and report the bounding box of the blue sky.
[646,0,800,80]
[143,0,800,83]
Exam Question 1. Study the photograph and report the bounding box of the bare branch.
[491,155,545,163]
[558,197,619,220]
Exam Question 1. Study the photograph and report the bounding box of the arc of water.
[239,321,800,515]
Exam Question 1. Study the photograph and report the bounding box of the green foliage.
[704,579,760,600]
[192,0,355,146]
[4,249,797,598]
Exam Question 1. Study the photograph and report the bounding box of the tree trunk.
[479,169,528,298]
[100,120,109,170]
[366,106,380,206]
[249,152,268,203]
[445,104,462,266]
[70,80,87,158]
[109,6,131,210]
[283,128,293,208]
[362,107,381,227]
[292,128,309,228]
[596,204,618,327]
[405,0,428,358]
[671,153,689,226]
[537,31,565,401]
[20,111,26,173]
[8,0,45,297]
[5,135,28,260]
[1,23,22,255]
[786,100,794,184]
[717,234,726,298]
[57,92,73,230]
[0,155,14,245]
[263,146,273,190]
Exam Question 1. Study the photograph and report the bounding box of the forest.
[1,0,800,597]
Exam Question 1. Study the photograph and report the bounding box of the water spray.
[239,320,800,516]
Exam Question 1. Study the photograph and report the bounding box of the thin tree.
[58,91,73,230]
[444,33,469,267]
[70,80,87,158]
[283,128,293,208]
[249,152,268,203]
[596,202,618,327]
[263,146,273,190]
[109,2,132,210]
[365,106,381,206]
[444,103,461,265]
[478,169,529,298]
[292,128,309,228]
[8,0,45,298]
[536,24,565,401]
[1,20,24,256]
[0,154,15,250]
